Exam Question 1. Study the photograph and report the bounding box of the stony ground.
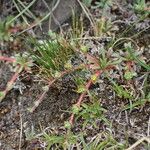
[0,0,150,149]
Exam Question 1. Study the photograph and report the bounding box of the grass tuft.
[30,37,75,77]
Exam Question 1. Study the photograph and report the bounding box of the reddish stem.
[144,7,150,11]
[30,65,86,113]
[105,65,116,70]
[0,65,22,102]
[69,70,102,125]
[29,78,57,113]
[126,61,133,71]
[0,56,16,63]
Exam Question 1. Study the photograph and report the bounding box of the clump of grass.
[30,37,75,77]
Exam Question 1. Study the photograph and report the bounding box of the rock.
[32,0,80,33]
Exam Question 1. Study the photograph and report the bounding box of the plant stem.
[29,78,57,113]
[30,65,86,113]
[0,65,23,102]
[0,56,16,63]
[69,70,102,125]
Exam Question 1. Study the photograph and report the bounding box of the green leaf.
[91,74,98,83]
[72,105,81,114]
[64,61,72,69]
[80,45,88,53]
[30,37,74,76]
[125,42,150,71]
[112,82,132,99]
[147,92,150,99]
[82,0,92,7]
[76,85,86,93]
[0,92,4,97]
[0,91,5,102]
[124,71,137,80]
[123,96,150,111]
[53,71,61,78]
[64,121,71,129]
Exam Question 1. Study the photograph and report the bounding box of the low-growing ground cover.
[0,0,150,149]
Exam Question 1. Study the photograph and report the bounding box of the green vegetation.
[0,0,150,149]
[0,53,32,102]
[30,38,74,77]
[92,0,112,10]
[133,0,150,14]
[0,16,15,41]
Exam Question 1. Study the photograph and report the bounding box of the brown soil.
[0,0,150,150]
